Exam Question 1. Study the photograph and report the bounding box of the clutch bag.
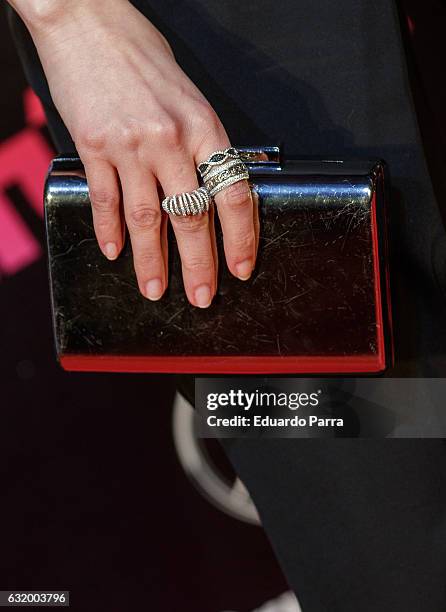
[44,146,393,374]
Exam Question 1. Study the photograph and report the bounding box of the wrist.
[11,0,112,34]
[10,0,66,29]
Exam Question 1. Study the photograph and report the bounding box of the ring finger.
[195,142,257,281]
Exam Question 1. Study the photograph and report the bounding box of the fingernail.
[104,242,118,260]
[194,284,212,308]
[145,279,163,301]
[235,259,253,280]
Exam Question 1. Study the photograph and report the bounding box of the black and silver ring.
[197,148,250,198]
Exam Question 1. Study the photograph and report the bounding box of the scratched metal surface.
[45,159,382,358]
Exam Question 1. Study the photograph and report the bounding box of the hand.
[25,0,259,307]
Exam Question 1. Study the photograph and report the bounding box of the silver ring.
[161,187,211,216]
[197,147,249,198]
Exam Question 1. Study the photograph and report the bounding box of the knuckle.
[173,213,209,232]
[200,108,218,129]
[120,122,143,150]
[90,189,119,213]
[151,118,182,146]
[134,252,164,270]
[193,103,226,148]
[128,205,161,230]
[220,181,252,210]
[194,101,220,131]
[182,256,213,274]
[231,230,256,253]
[77,128,108,152]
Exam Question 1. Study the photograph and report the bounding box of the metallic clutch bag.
[44,146,392,374]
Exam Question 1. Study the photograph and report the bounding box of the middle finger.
[155,154,217,308]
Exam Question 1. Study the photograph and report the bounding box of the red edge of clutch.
[60,354,385,374]
[370,191,387,373]
[60,191,387,376]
